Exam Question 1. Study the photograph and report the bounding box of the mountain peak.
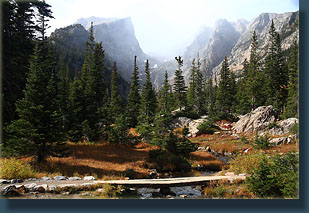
[75,16,120,29]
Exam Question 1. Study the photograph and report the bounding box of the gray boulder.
[83,176,96,181]
[69,177,82,181]
[233,106,276,133]
[54,176,67,181]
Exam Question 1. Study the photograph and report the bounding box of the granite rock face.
[233,106,276,133]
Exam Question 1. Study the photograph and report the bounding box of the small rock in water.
[179,194,187,198]
[68,177,82,181]
[83,176,96,180]
[25,178,37,182]
[54,176,67,181]
[41,176,52,181]
[0,179,10,184]
[11,179,23,183]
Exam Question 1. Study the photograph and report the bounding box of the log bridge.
[95,175,246,188]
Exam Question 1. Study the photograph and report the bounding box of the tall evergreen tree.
[158,71,171,113]
[216,56,234,115]
[4,42,63,163]
[284,39,299,118]
[110,61,123,120]
[187,59,197,110]
[236,59,251,114]
[127,56,141,127]
[173,56,187,111]
[264,20,288,113]
[139,60,157,124]
[195,57,205,115]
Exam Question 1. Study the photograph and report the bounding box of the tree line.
[2,1,298,164]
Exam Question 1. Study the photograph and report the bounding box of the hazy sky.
[46,0,299,59]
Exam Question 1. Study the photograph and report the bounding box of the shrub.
[0,158,36,179]
[240,136,249,144]
[165,132,197,157]
[290,123,299,135]
[197,120,219,135]
[148,150,191,172]
[229,154,264,175]
[267,122,282,130]
[247,152,299,198]
[253,134,270,150]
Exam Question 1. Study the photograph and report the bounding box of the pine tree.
[216,56,230,113]
[127,56,141,128]
[4,42,64,163]
[236,59,251,114]
[195,57,205,115]
[158,71,170,113]
[284,39,299,118]
[187,59,197,110]
[247,31,262,110]
[139,60,157,124]
[264,20,288,113]
[110,61,123,120]
[173,56,187,111]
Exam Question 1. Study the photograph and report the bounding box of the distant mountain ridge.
[154,11,298,87]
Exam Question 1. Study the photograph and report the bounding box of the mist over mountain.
[49,11,298,92]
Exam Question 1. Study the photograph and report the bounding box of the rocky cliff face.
[76,17,159,83]
[49,24,130,98]
[211,11,299,77]
[155,11,298,88]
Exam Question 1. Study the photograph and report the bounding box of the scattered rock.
[197,146,206,151]
[11,179,23,184]
[24,183,38,191]
[179,194,187,198]
[206,146,212,152]
[277,118,298,134]
[270,137,288,146]
[69,177,82,181]
[1,185,22,197]
[83,176,96,181]
[0,179,10,184]
[48,185,57,192]
[54,176,67,181]
[33,185,46,193]
[25,178,37,182]
[41,176,52,181]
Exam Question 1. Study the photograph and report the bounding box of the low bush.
[253,134,270,150]
[247,152,299,198]
[229,153,264,175]
[290,123,299,135]
[197,120,219,135]
[148,149,191,172]
[0,158,36,179]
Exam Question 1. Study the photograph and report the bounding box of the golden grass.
[189,151,224,171]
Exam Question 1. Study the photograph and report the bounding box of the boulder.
[233,106,276,133]
[0,179,10,184]
[277,118,298,134]
[171,116,209,137]
[11,179,23,184]
[41,176,52,181]
[83,176,96,181]
[54,176,67,181]
[1,185,22,197]
[69,177,82,181]
[24,183,38,191]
